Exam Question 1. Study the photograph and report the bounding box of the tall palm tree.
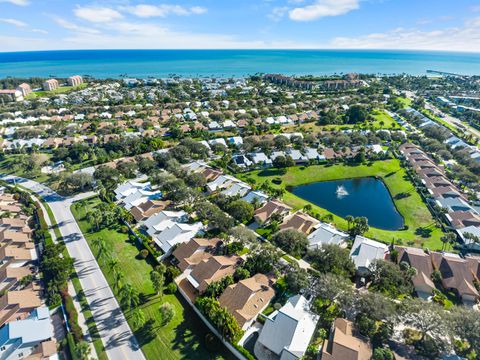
[119,283,139,310]
[113,271,125,293]
[109,258,120,276]
[92,238,112,266]
[131,308,146,329]
[345,215,354,230]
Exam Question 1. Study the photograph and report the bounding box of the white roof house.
[457,225,480,251]
[121,189,162,210]
[144,210,202,256]
[0,306,55,360]
[307,223,349,249]
[221,182,251,198]
[350,236,389,273]
[114,179,151,201]
[232,155,253,168]
[209,138,227,147]
[285,149,308,163]
[269,151,285,160]
[207,174,238,193]
[242,190,269,205]
[223,120,237,129]
[257,295,319,360]
[249,152,273,167]
[227,136,243,146]
[303,148,325,161]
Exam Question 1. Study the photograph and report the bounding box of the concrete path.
[2,175,145,360]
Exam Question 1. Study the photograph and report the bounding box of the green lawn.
[282,110,401,133]
[71,197,234,360]
[26,84,87,99]
[0,154,51,184]
[396,97,412,108]
[239,160,444,250]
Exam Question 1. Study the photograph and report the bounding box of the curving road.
[1,175,145,360]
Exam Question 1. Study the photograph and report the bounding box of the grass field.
[239,159,444,250]
[282,109,401,133]
[26,84,87,99]
[71,197,234,360]
[0,154,51,183]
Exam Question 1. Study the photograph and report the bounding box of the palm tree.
[109,258,120,276]
[92,238,112,266]
[119,283,139,310]
[131,308,146,329]
[113,271,125,293]
[345,215,354,230]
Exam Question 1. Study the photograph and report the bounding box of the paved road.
[2,175,145,360]
[425,101,480,141]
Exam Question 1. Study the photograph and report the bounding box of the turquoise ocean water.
[0,50,480,78]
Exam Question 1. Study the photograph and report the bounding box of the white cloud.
[74,6,123,23]
[0,0,29,6]
[0,18,27,27]
[53,17,101,35]
[289,0,359,21]
[127,4,207,18]
[32,28,48,34]
[268,6,289,21]
[330,17,480,52]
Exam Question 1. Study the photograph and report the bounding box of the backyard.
[71,197,234,360]
[239,159,445,250]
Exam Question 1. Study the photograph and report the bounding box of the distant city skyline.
[0,0,479,52]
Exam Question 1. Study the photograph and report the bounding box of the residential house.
[430,252,479,305]
[349,236,388,275]
[242,191,269,205]
[187,255,240,294]
[249,153,273,168]
[396,246,435,299]
[173,238,220,272]
[130,199,170,222]
[207,175,239,193]
[0,306,56,360]
[218,274,275,330]
[279,211,319,235]
[114,179,150,201]
[221,182,251,198]
[254,200,292,224]
[307,223,349,249]
[322,318,373,360]
[232,155,253,169]
[257,295,319,360]
[0,288,41,327]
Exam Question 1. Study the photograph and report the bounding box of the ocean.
[0,49,480,78]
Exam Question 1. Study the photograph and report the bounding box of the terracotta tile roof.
[254,200,291,223]
[280,211,319,234]
[396,246,435,294]
[219,273,275,328]
[173,238,221,272]
[430,252,479,300]
[189,255,240,294]
[322,318,372,360]
[130,200,170,222]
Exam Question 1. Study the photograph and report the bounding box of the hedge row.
[67,333,79,360]
[61,288,84,342]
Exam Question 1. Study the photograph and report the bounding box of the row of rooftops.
[399,143,480,248]
[0,191,56,359]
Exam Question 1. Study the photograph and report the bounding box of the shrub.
[67,333,79,360]
[139,249,149,259]
[165,266,181,283]
[159,302,175,326]
[166,282,177,294]
[119,225,129,233]
[233,344,255,360]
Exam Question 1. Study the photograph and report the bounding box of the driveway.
[2,175,145,360]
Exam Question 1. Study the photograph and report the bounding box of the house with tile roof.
[279,211,319,235]
[187,255,240,294]
[254,200,292,224]
[396,246,435,299]
[173,238,221,272]
[322,318,372,360]
[219,274,274,330]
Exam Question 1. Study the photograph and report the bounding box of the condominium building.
[67,75,83,87]
[42,79,59,91]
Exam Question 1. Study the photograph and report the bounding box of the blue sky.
[0,0,479,52]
